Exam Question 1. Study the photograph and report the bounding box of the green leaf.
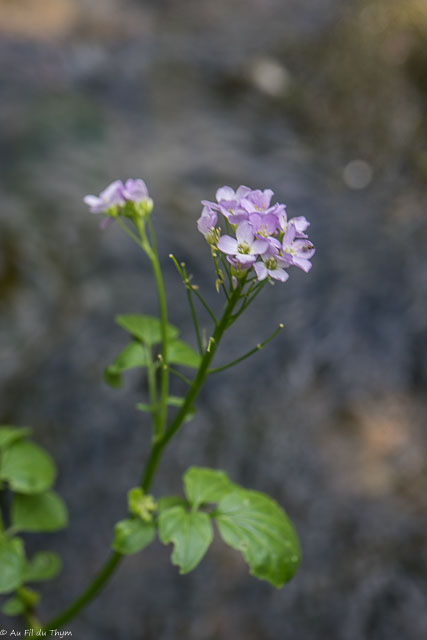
[158,506,213,574]
[14,586,39,608]
[168,340,201,368]
[0,441,56,494]
[1,596,26,616]
[157,496,188,514]
[116,314,179,346]
[24,551,62,582]
[112,518,155,555]
[135,403,154,413]
[215,489,301,588]
[104,369,122,389]
[11,491,68,533]
[183,467,235,510]
[0,539,26,594]
[0,426,32,450]
[166,396,185,407]
[104,342,149,388]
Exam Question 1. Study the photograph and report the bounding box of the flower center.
[237,242,251,254]
[283,245,295,256]
[265,257,277,270]
[257,224,269,237]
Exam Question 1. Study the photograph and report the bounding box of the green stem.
[42,552,122,631]
[141,282,242,490]
[230,280,266,324]
[149,252,169,437]
[208,324,284,374]
[179,263,203,354]
[167,366,192,386]
[137,218,170,439]
[212,253,230,300]
[145,345,158,433]
[170,254,218,325]
[42,254,243,632]
[115,218,142,246]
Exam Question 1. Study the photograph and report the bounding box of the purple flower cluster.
[84,179,151,214]
[198,186,314,282]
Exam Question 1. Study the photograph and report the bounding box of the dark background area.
[1,1,427,638]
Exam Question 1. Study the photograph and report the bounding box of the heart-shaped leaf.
[11,491,68,532]
[112,518,155,555]
[215,489,300,588]
[24,551,62,582]
[0,539,26,594]
[116,314,178,345]
[159,506,213,574]
[0,426,32,450]
[183,467,235,510]
[1,441,56,494]
[167,340,201,368]
[105,342,149,388]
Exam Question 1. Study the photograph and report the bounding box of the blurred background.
[1,0,427,638]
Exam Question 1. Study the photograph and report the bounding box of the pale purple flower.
[248,212,279,237]
[84,180,125,214]
[217,221,268,265]
[279,212,310,238]
[202,185,251,221]
[199,184,315,282]
[291,216,310,235]
[217,185,251,202]
[197,205,218,238]
[84,178,152,218]
[254,247,289,282]
[281,224,315,272]
[122,178,149,202]
[240,188,274,213]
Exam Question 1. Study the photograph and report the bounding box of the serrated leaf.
[215,489,301,588]
[158,506,213,574]
[104,342,149,388]
[116,314,179,346]
[1,596,26,616]
[183,467,235,510]
[167,340,201,368]
[24,552,62,582]
[157,496,188,514]
[0,440,56,494]
[11,491,68,533]
[0,426,32,450]
[112,518,155,555]
[0,539,26,594]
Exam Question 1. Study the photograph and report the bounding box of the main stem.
[43,273,242,632]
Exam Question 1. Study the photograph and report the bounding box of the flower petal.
[250,238,269,255]
[292,257,312,272]
[216,186,236,202]
[269,268,289,282]
[235,254,256,265]
[236,221,254,244]
[217,235,238,254]
[254,262,268,280]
